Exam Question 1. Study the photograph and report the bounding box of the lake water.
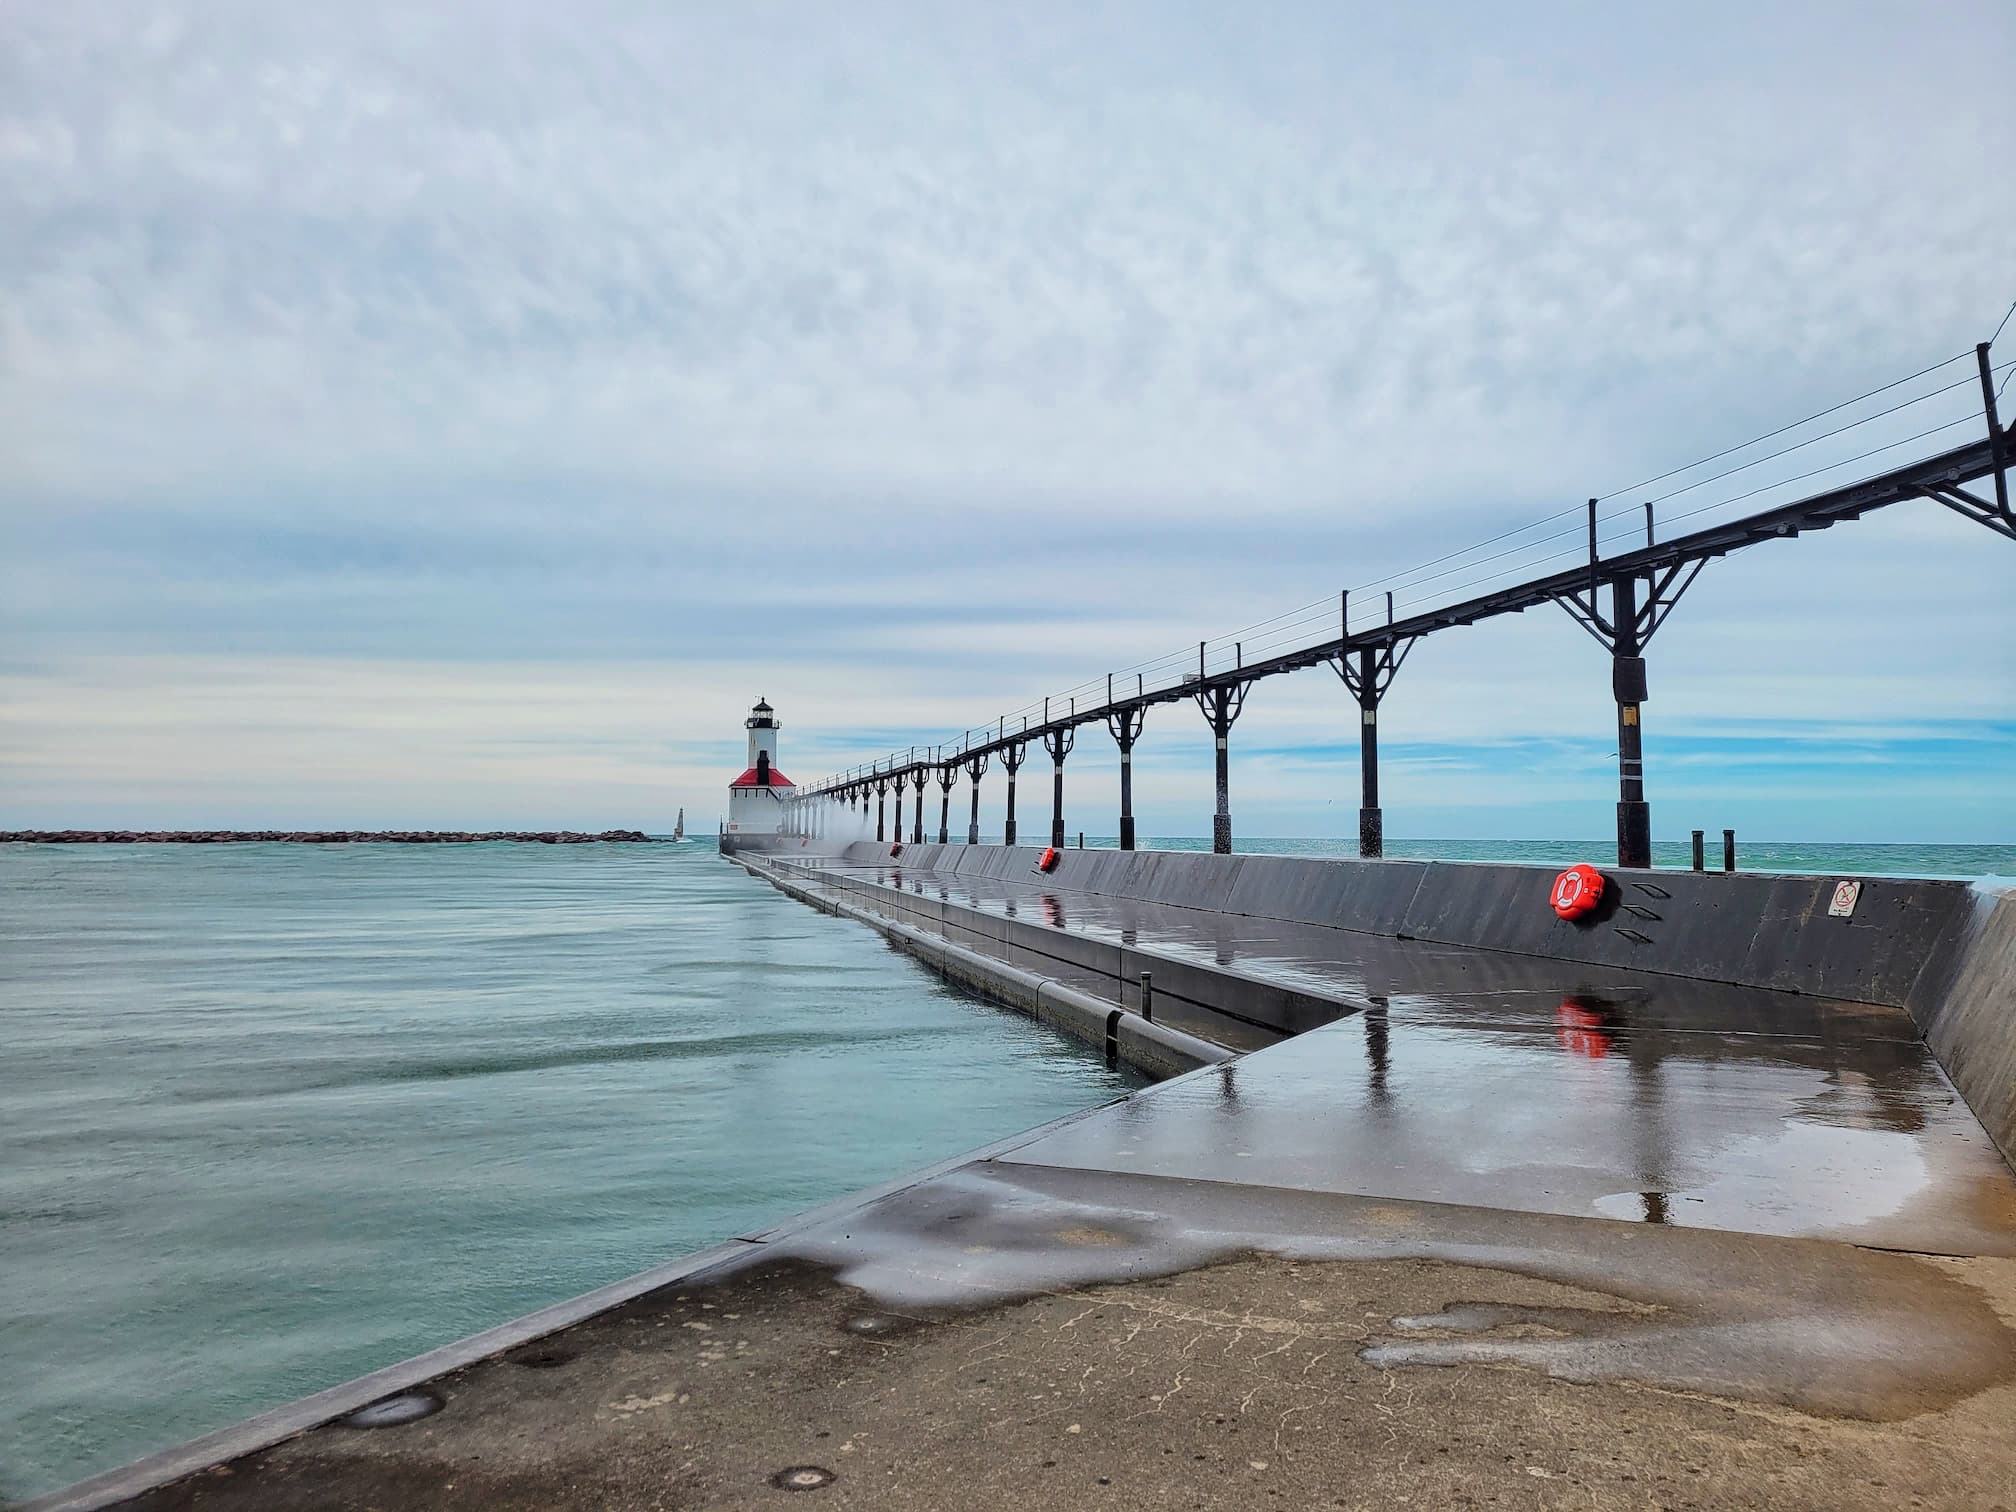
[4,835,2010,1502]
[0,842,1139,1502]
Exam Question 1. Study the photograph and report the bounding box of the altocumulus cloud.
[0,0,2011,838]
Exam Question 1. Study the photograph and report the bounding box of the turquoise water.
[0,843,1139,1503]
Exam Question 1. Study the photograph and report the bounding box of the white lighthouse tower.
[723,697,795,850]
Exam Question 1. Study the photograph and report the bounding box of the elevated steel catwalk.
[815,431,2006,785]
[791,393,2009,866]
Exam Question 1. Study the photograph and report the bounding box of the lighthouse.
[722,697,796,850]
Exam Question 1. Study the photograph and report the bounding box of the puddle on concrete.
[771,1161,2016,1420]
[994,1017,2016,1256]
[1592,1121,1932,1233]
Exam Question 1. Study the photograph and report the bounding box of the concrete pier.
[31,846,2016,1512]
[745,845,2016,1249]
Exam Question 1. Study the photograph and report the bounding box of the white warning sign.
[1827,880,1862,918]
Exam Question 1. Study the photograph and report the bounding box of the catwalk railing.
[785,336,2015,867]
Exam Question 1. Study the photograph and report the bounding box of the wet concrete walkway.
[772,855,2016,1257]
[806,854,1921,1039]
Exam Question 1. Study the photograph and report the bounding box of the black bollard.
[1691,830,1704,872]
[1722,828,1736,873]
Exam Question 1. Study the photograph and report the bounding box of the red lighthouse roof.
[729,765,793,789]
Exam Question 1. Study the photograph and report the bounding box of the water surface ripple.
[0,842,1137,1501]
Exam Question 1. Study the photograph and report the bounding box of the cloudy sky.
[3,1,2011,841]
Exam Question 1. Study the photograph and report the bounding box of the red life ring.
[1550,864,1606,920]
[1037,847,1060,873]
[889,842,903,858]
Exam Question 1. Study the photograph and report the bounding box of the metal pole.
[1978,342,2010,522]
[1357,645,1382,859]
[1042,728,1073,848]
[1723,828,1736,873]
[1118,737,1135,851]
[1211,691,1232,855]
[912,767,925,844]
[876,783,886,842]
[1587,497,1598,604]
[1139,971,1153,1023]
[1051,752,1066,848]
[1110,706,1144,852]
[891,776,903,845]
[937,769,951,844]
[968,769,982,844]
[1691,829,1704,872]
[1001,743,1023,846]
[1612,574,1651,869]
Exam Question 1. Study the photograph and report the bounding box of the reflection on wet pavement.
[780,858,2016,1255]
[999,1018,2016,1253]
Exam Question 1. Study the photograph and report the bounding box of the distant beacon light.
[723,697,797,853]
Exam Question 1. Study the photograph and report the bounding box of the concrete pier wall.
[739,855,1234,1079]
[1914,882,2016,1165]
[787,862,1355,1044]
[836,843,2016,1163]
[845,843,1978,1008]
